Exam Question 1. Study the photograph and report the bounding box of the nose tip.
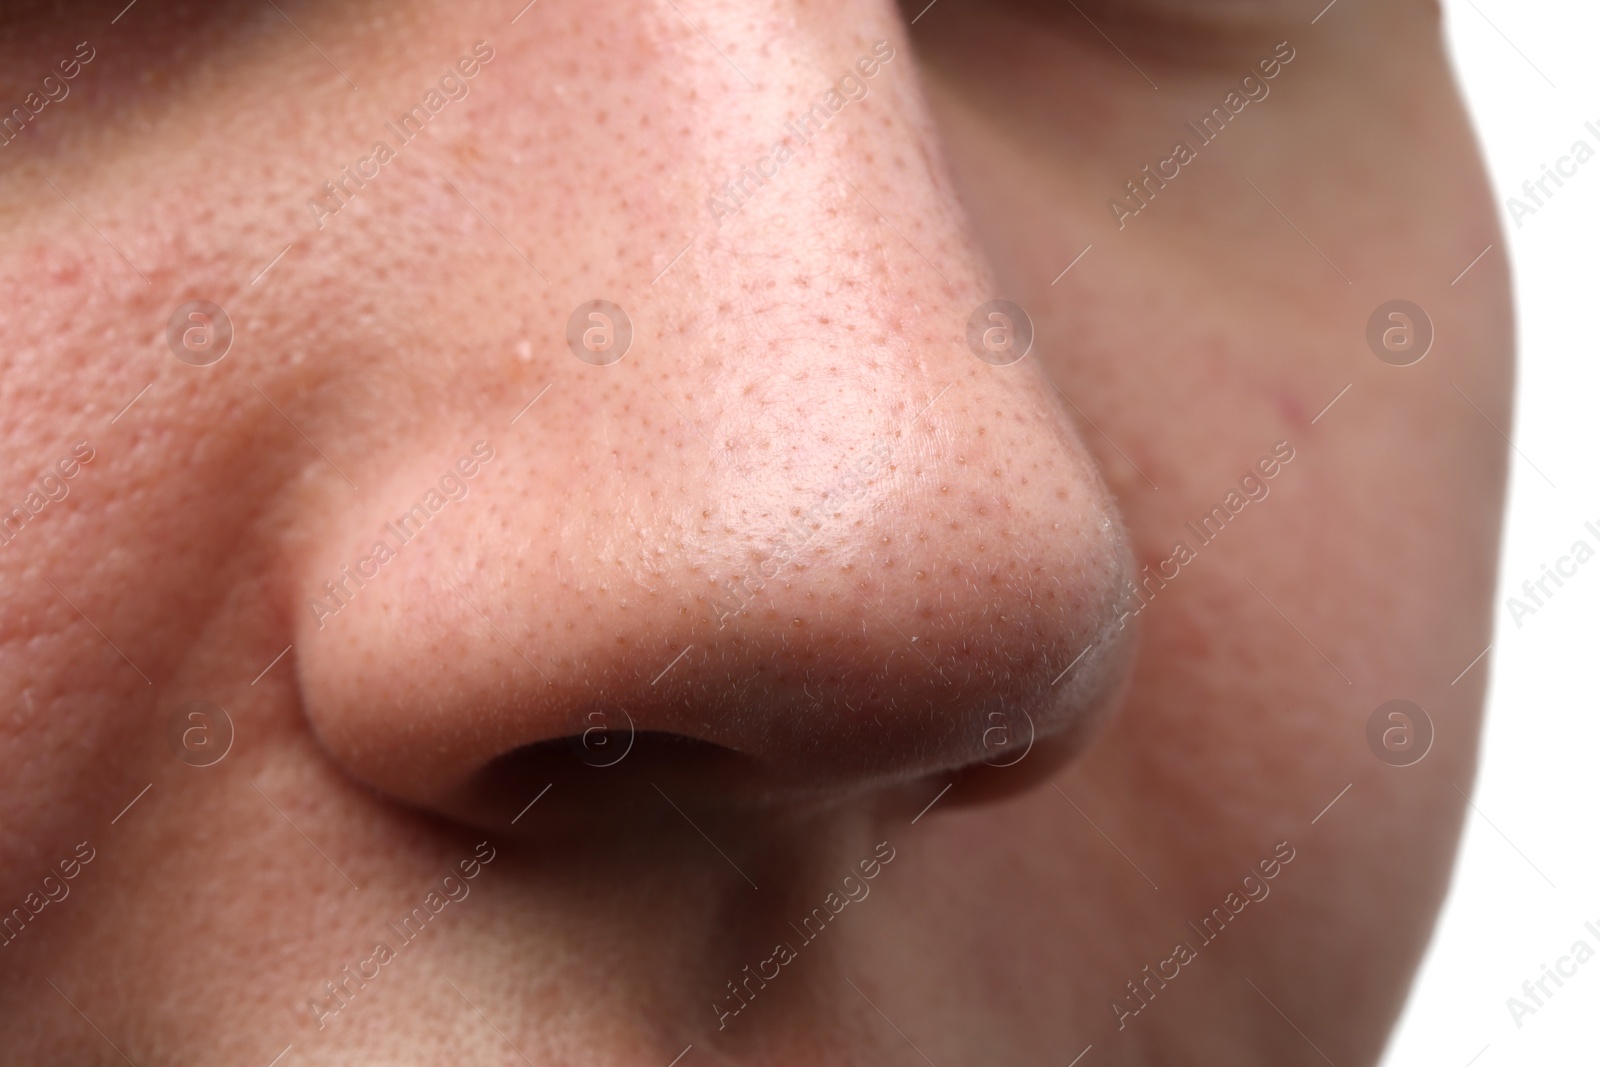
[293,371,1134,831]
[287,10,1134,828]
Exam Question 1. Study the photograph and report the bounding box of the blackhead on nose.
[286,1,1136,832]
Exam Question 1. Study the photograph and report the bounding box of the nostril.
[294,358,1137,829]
[430,603,1137,840]
[532,729,742,774]
[456,731,777,839]
[296,463,1137,832]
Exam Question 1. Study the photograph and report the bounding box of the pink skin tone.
[0,0,1508,1063]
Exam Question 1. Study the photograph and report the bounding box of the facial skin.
[0,0,1509,1063]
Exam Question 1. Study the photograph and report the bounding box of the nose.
[288,1,1134,830]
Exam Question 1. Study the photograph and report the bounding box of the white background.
[1381,1,1600,1063]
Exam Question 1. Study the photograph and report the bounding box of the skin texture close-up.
[0,0,1511,1064]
